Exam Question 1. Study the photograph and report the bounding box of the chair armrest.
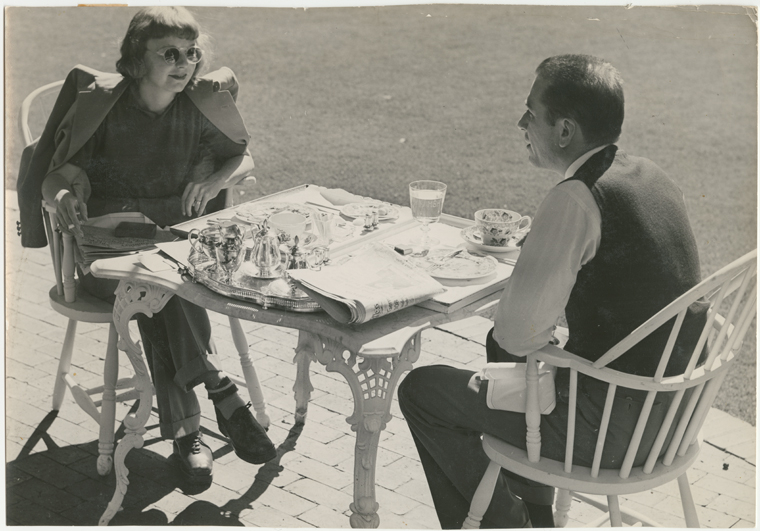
[224,175,256,209]
[535,342,724,394]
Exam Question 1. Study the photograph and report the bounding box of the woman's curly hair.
[116,7,212,84]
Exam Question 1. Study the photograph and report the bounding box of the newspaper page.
[288,243,444,324]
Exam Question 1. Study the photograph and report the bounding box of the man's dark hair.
[535,54,625,146]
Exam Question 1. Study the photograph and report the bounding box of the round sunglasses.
[152,46,203,65]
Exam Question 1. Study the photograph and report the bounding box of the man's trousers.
[397,328,677,529]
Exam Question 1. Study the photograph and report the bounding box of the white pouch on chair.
[479,362,556,415]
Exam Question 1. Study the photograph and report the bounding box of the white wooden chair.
[20,78,271,476]
[463,250,757,528]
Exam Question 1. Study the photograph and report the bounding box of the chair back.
[527,250,757,479]
[20,79,65,146]
[19,79,77,303]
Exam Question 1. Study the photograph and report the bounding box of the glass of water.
[409,180,447,255]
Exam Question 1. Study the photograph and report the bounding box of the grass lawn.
[5,5,757,424]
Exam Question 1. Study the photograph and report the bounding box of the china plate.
[233,202,317,225]
[414,248,498,280]
[340,201,400,221]
[460,225,528,254]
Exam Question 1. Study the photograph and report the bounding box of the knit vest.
[564,146,707,376]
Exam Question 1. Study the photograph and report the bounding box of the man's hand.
[181,178,224,218]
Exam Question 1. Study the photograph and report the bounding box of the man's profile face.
[516,75,563,173]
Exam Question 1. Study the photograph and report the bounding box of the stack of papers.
[288,243,444,324]
[74,225,176,265]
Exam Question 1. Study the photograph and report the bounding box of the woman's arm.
[180,151,255,217]
[41,163,90,236]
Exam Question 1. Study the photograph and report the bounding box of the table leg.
[293,332,318,423]
[299,330,423,528]
[98,280,172,526]
[96,323,119,476]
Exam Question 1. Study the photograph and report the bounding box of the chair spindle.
[563,370,578,473]
[590,384,616,478]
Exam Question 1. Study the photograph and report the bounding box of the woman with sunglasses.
[29,7,277,486]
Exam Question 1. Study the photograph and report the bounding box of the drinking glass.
[313,211,334,245]
[409,180,447,255]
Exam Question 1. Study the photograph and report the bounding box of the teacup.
[474,209,532,247]
[269,212,307,245]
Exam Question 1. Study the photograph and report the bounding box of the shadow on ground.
[6,405,306,526]
[173,421,305,526]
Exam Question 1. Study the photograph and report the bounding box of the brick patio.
[5,191,756,527]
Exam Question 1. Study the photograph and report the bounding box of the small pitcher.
[214,222,246,283]
[188,225,222,269]
[250,218,282,278]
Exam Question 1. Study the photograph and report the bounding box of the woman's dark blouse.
[69,83,242,226]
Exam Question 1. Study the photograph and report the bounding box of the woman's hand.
[55,190,88,237]
[181,152,255,217]
[42,164,90,238]
[181,178,224,218]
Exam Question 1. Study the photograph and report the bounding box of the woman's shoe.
[215,402,277,464]
[173,431,213,485]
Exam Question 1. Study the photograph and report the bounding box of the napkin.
[320,188,367,206]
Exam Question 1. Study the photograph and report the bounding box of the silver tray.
[189,260,322,313]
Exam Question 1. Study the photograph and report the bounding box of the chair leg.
[677,472,701,527]
[61,232,76,302]
[52,319,78,411]
[607,495,622,527]
[463,460,502,529]
[97,323,119,476]
[228,316,270,429]
[554,489,572,527]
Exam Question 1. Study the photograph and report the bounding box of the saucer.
[340,201,400,221]
[234,201,317,226]
[460,225,527,254]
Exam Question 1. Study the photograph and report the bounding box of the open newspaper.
[287,243,444,324]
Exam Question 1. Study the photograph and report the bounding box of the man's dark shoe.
[173,431,213,485]
[215,402,277,464]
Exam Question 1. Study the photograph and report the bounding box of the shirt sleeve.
[492,180,602,356]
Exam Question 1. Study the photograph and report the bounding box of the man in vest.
[398,54,705,528]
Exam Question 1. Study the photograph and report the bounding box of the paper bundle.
[288,243,444,324]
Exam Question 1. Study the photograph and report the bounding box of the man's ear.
[557,118,577,148]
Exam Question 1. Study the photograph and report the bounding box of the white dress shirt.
[492,146,608,356]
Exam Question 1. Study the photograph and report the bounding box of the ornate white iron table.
[91,185,514,527]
